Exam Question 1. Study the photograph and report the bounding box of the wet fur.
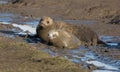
[36,16,104,46]
[48,29,81,49]
[60,24,99,46]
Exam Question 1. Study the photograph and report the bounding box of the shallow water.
[0,0,8,4]
[100,36,120,48]
[0,13,120,72]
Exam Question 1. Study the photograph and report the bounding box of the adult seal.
[36,16,105,46]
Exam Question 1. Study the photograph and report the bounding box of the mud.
[0,0,120,72]
[0,13,120,72]
[0,36,87,72]
[0,0,120,35]
[0,0,120,22]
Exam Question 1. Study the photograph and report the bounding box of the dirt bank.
[0,0,120,71]
[0,35,88,72]
[0,0,120,36]
[0,0,120,21]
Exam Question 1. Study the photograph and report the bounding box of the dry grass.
[0,37,87,72]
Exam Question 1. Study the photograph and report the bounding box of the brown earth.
[0,0,120,20]
[0,22,89,71]
[0,0,120,36]
[0,0,120,71]
[0,35,88,72]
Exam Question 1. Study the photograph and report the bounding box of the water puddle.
[100,36,120,48]
[0,13,120,72]
[0,0,8,4]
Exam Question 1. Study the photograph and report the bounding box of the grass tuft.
[0,37,87,72]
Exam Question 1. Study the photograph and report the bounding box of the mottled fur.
[61,24,98,46]
[36,16,103,46]
[48,29,81,49]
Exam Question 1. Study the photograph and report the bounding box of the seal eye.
[47,21,49,24]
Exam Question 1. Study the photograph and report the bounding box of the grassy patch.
[0,37,87,72]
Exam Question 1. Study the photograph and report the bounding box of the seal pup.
[36,16,104,46]
[48,29,81,49]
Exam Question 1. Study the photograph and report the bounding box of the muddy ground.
[0,0,120,21]
[0,36,88,72]
[0,0,120,72]
[0,0,120,36]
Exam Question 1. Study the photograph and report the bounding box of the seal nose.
[48,33,53,40]
[39,22,46,28]
[40,23,44,27]
[48,33,52,37]
[48,33,50,38]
